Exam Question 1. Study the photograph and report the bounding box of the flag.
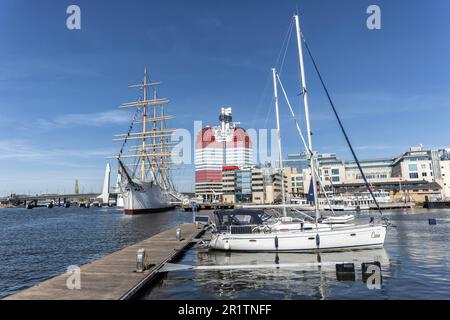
[306,177,315,202]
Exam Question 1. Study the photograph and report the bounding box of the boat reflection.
[193,248,390,299]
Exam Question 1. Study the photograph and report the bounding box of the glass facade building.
[235,169,252,203]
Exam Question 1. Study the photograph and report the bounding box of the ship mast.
[111,67,176,188]
[294,14,320,222]
[141,68,148,181]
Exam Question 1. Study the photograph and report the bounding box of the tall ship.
[112,68,176,215]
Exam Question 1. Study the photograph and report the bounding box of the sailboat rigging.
[208,13,389,252]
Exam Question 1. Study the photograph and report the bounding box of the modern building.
[284,167,304,197]
[222,165,239,204]
[316,153,346,186]
[392,146,435,182]
[288,146,450,202]
[330,179,442,203]
[344,158,394,183]
[439,160,450,199]
[235,168,253,203]
[283,152,309,173]
[195,107,253,202]
[251,166,284,204]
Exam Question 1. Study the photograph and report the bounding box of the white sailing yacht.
[209,14,388,252]
[111,68,176,215]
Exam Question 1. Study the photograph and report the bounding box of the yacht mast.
[271,68,287,217]
[294,14,320,221]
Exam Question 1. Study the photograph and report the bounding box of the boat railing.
[218,220,384,235]
[218,224,269,235]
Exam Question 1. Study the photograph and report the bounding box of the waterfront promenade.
[4,223,203,300]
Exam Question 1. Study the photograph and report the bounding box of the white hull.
[121,179,174,214]
[209,224,387,252]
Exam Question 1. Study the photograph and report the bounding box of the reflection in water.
[144,209,450,300]
[195,248,389,300]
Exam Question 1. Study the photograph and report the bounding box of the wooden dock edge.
[3,224,205,300]
[120,228,205,300]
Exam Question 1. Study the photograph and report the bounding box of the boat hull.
[121,178,174,215]
[124,206,175,215]
[209,224,387,252]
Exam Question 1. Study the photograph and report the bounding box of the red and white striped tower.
[195,108,253,202]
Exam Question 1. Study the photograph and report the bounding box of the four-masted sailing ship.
[112,68,176,215]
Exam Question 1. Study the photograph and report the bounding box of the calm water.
[2,207,450,300]
[143,209,450,300]
[0,206,191,299]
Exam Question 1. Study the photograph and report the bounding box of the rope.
[276,73,336,216]
[118,106,143,158]
[300,35,383,216]
[255,18,293,130]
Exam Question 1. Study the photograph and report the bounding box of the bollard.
[136,248,146,273]
[176,227,181,241]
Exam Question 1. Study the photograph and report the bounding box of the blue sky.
[0,0,449,194]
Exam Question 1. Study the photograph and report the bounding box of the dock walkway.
[4,223,202,300]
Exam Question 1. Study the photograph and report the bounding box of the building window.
[409,172,419,179]
[422,172,427,177]
[331,169,339,175]
[332,176,340,182]
[408,164,418,172]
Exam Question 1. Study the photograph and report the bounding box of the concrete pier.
[4,223,203,300]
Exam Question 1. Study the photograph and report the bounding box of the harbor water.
[0,206,190,299]
[143,208,450,300]
[1,207,450,299]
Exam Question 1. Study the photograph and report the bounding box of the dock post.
[192,201,197,223]
[176,227,181,241]
[136,248,146,273]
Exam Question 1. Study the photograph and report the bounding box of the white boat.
[318,190,392,211]
[112,68,176,215]
[119,162,174,214]
[209,224,386,252]
[208,14,389,252]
